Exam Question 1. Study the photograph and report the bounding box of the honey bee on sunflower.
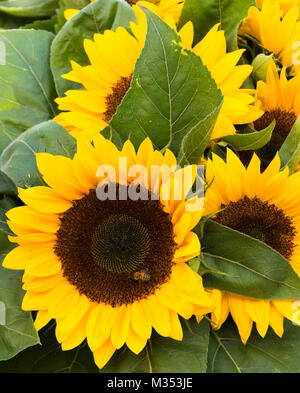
[3,136,214,369]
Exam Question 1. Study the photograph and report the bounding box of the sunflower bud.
[252,53,273,82]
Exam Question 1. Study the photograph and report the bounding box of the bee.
[133,269,151,282]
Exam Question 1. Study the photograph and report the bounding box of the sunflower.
[174,21,263,139]
[64,0,184,23]
[240,0,300,75]
[2,135,213,369]
[256,0,300,14]
[252,59,300,164]
[203,149,300,343]
[54,6,146,141]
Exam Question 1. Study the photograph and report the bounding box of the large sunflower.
[240,0,300,75]
[3,136,213,369]
[203,149,300,343]
[174,21,263,139]
[64,0,184,23]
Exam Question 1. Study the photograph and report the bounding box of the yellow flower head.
[64,0,184,23]
[175,21,263,139]
[253,59,300,148]
[204,149,300,343]
[3,136,213,369]
[240,0,300,75]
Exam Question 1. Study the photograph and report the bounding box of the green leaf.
[102,318,210,373]
[201,220,300,300]
[0,323,98,372]
[220,121,275,151]
[54,0,90,33]
[0,170,17,195]
[0,120,76,188]
[50,0,135,97]
[0,200,40,361]
[0,29,57,153]
[109,10,223,162]
[0,0,58,18]
[178,0,255,50]
[279,117,300,174]
[208,319,300,373]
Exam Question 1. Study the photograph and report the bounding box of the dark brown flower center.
[254,109,297,142]
[239,109,297,170]
[54,184,176,307]
[103,74,132,123]
[213,196,296,260]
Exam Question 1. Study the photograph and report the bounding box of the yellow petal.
[18,187,72,214]
[93,339,116,369]
[126,327,147,355]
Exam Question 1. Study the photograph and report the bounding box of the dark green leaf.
[0,12,34,29]
[0,29,57,152]
[208,319,300,373]
[50,0,135,97]
[0,171,17,195]
[0,120,76,188]
[178,0,255,50]
[279,117,300,174]
[23,15,58,33]
[102,318,210,373]
[220,121,275,151]
[109,10,223,162]
[201,220,300,300]
[0,0,58,18]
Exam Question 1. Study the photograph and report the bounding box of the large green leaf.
[279,117,300,174]
[178,0,255,50]
[201,220,300,300]
[102,319,210,373]
[0,29,57,153]
[50,0,135,97]
[0,0,58,18]
[0,120,76,188]
[109,10,223,162]
[0,200,40,362]
[208,319,300,373]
